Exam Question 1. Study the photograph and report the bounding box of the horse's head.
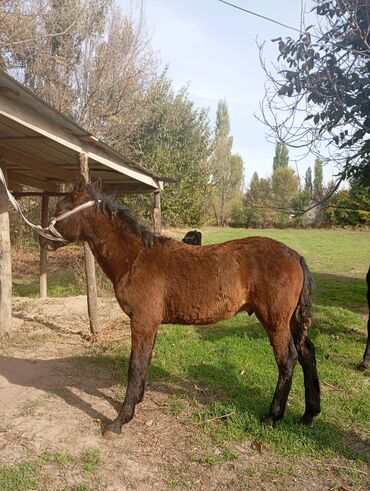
[39,174,95,251]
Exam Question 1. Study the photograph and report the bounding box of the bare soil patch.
[12,246,85,280]
[0,297,368,490]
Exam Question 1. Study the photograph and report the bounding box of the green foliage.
[325,181,370,227]
[272,143,289,170]
[313,158,324,199]
[304,167,312,195]
[122,76,212,227]
[243,173,276,228]
[209,100,244,226]
[272,166,299,226]
[270,0,370,185]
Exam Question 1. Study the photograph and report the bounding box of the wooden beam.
[13,191,68,198]
[0,87,19,101]
[79,152,99,338]
[153,191,161,235]
[0,136,47,141]
[79,135,98,144]
[7,181,23,193]
[0,162,12,335]
[0,146,76,182]
[40,193,49,300]
[6,170,60,192]
[103,183,153,195]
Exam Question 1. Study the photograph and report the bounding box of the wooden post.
[153,191,161,235]
[40,193,49,299]
[0,161,12,335]
[79,152,99,337]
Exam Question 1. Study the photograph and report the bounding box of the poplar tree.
[304,167,313,195]
[273,143,289,170]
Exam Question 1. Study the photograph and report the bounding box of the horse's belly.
[164,292,243,325]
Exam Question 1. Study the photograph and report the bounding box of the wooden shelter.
[0,69,163,336]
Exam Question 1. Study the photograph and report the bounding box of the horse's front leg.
[104,317,159,438]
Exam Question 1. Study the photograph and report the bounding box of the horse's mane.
[87,185,167,248]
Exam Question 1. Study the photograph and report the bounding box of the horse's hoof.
[103,422,121,440]
[301,414,314,427]
[261,416,274,428]
[358,362,368,372]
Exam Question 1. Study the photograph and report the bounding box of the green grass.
[13,272,85,297]
[0,449,102,491]
[85,227,369,469]
[0,462,38,491]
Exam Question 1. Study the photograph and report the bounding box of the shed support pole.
[153,191,161,235]
[0,161,12,335]
[79,153,99,337]
[40,193,49,299]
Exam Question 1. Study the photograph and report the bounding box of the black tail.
[293,257,313,347]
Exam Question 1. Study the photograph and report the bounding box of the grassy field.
[10,227,370,486]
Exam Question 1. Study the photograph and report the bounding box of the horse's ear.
[90,177,102,194]
[73,174,86,198]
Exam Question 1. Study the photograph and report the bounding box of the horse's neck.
[84,211,143,283]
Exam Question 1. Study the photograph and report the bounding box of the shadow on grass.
[194,315,265,342]
[312,272,368,316]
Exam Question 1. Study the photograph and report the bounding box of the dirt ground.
[0,293,369,491]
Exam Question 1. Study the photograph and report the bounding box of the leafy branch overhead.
[260,0,370,187]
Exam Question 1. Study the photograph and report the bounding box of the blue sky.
[119,0,335,185]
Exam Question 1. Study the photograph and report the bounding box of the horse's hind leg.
[296,336,321,425]
[104,318,159,438]
[359,268,370,371]
[262,327,298,426]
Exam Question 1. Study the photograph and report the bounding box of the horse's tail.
[292,257,313,347]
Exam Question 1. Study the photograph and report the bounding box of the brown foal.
[41,176,321,438]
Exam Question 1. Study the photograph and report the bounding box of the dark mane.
[87,185,167,247]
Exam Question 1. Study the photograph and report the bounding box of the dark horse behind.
[41,176,321,438]
[359,267,370,371]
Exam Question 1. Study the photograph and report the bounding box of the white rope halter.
[0,167,100,243]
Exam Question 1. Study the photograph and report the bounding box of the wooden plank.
[0,87,19,101]
[0,146,76,182]
[0,162,12,335]
[6,170,60,192]
[13,191,68,198]
[0,136,46,141]
[7,181,23,192]
[40,193,49,300]
[80,152,99,337]
[153,191,161,235]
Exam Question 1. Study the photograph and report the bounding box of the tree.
[304,167,313,195]
[273,143,289,170]
[272,166,299,226]
[209,100,242,226]
[313,158,324,199]
[243,173,276,228]
[260,0,370,190]
[0,0,158,139]
[124,75,212,226]
[325,180,370,227]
